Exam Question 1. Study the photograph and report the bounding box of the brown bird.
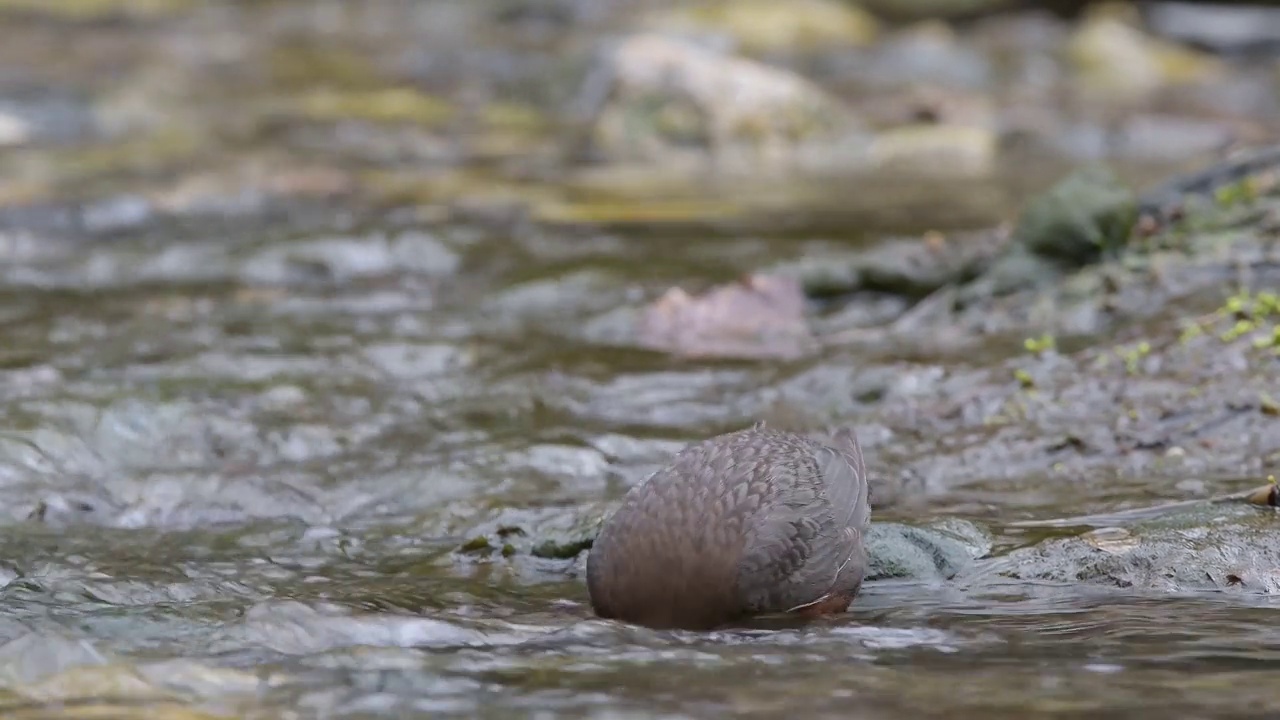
[586,422,870,631]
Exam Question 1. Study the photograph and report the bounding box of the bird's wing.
[735,434,869,614]
[818,428,871,533]
[735,492,825,614]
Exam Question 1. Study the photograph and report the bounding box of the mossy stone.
[1016,165,1138,267]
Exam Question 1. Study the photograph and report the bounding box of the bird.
[586,421,870,631]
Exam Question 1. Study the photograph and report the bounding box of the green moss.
[1221,319,1255,342]
[1015,165,1138,267]
[1177,289,1280,356]
[1014,368,1035,388]
[531,537,593,560]
[458,536,493,554]
[1251,326,1280,349]
[1213,177,1260,208]
[1023,333,1056,354]
[1116,340,1151,375]
[1256,292,1280,316]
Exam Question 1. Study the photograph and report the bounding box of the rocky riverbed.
[1,0,1280,718]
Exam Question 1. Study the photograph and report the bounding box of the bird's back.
[586,424,870,629]
[587,428,777,628]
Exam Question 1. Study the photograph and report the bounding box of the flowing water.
[0,219,1274,720]
[0,1,1279,718]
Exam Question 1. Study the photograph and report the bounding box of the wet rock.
[636,274,817,360]
[457,503,610,563]
[531,534,595,560]
[964,246,1064,299]
[640,0,880,56]
[575,33,865,170]
[989,504,1280,593]
[866,518,993,581]
[853,231,1006,299]
[768,248,866,299]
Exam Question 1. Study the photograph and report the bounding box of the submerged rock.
[866,518,993,581]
